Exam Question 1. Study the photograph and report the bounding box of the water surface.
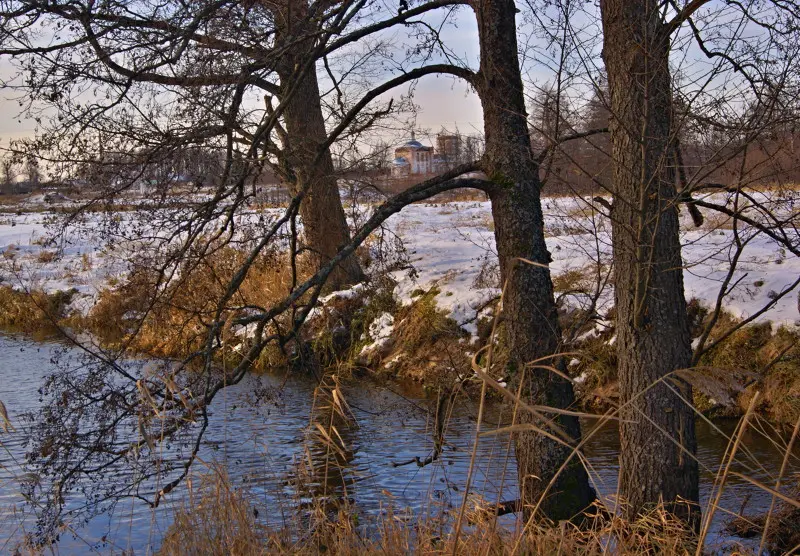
[0,334,796,553]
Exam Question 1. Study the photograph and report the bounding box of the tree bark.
[274,2,364,290]
[472,0,593,522]
[600,0,699,521]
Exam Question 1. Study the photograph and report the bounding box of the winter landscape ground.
[2,188,799,413]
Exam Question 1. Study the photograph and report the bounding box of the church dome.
[402,139,424,148]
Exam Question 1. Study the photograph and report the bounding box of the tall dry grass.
[155,346,800,555]
[76,246,315,362]
[159,468,704,556]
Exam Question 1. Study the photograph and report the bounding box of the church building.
[391,133,434,176]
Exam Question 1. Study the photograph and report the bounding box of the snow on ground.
[0,212,123,309]
[1,190,798,331]
[384,193,799,332]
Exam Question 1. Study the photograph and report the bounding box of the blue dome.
[403,140,424,148]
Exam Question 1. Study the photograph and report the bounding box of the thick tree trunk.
[274,2,364,290]
[600,0,699,521]
[472,0,593,521]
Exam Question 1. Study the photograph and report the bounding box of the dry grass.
[35,250,58,263]
[560,297,800,423]
[75,246,314,362]
[159,467,271,556]
[0,285,74,337]
[697,310,800,424]
[370,287,471,383]
[159,465,708,556]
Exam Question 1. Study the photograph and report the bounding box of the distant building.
[392,133,434,176]
[390,131,481,178]
[436,134,462,163]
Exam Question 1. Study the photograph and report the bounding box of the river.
[0,334,797,554]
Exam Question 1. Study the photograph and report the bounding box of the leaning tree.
[0,0,604,539]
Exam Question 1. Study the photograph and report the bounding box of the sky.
[0,57,38,147]
[0,1,766,155]
[0,4,489,153]
[0,63,485,148]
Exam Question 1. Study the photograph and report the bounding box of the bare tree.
[598,0,800,522]
[469,0,594,521]
[1,155,17,194]
[600,0,699,521]
[23,155,40,185]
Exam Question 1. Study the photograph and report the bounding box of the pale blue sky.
[0,5,487,151]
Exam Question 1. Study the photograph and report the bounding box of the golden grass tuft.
[0,285,74,338]
[159,466,270,556]
[159,469,707,556]
[79,246,314,362]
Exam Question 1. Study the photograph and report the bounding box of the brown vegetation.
[697,313,800,424]
[56,246,320,371]
[159,467,704,556]
[0,285,73,338]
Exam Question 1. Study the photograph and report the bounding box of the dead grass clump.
[0,285,74,337]
[2,244,18,259]
[571,332,619,411]
[74,265,157,345]
[393,288,461,354]
[377,288,470,384]
[159,467,269,556]
[698,309,800,423]
[82,246,313,360]
[35,250,58,263]
[552,267,592,294]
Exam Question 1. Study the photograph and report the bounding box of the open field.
[1,189,798,332]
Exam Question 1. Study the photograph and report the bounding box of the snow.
[385,195,799,334]
[0,212,125,313]
[360,312,395,355]
[1,189,798,332]
[320,282,366,303]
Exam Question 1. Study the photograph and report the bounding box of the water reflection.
[0,334,798,554]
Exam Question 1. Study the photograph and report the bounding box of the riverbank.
[1,192,799,424]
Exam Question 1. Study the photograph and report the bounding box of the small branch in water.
[390,386,456,469]
[390,453,440,468]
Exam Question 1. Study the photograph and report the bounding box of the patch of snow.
[232,322,259,339]
[360,312,395,356]
[320,283,365,304]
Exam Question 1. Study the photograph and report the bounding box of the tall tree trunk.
[472,0,593,521]
[274,2,364,290]
[600,0,699,521]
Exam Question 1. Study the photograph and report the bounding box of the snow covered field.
[1,190,798,332]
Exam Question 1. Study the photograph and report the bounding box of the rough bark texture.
[472,0,593,521]
[600,0,699,521]
[274,2,364,290]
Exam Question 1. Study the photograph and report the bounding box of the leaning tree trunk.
[274,2,364,290]
[600,0,699,521]
[472,0,593,521]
